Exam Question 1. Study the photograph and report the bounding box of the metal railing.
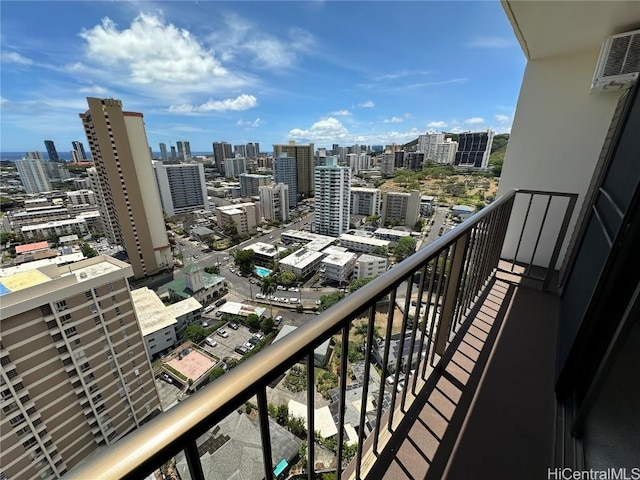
[64,189,577,480]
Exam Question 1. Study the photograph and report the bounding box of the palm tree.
[260,275,277,319]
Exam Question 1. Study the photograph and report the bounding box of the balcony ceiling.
[503,0,640,60]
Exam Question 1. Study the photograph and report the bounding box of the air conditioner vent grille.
[603,34,640,76]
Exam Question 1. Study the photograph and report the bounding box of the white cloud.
[78,85,110,95]
[0,96,8,107]
[383,117,404,124]
[330,110,351,116]
[169,94,258,113]
[289,117,349,142]
[78,12,248,95]
[237,118,261,128]
[1,51,33,65]
[495,114,510,123]
[372,70,429,81]
[464,117,485,125]
[427,121,448,128]
[208,13,315,69]
[466,37,515,48]
[356,101,375,108]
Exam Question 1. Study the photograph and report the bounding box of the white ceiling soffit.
[502,0,640,60]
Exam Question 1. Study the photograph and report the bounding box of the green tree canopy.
[232,249,255,275]
[347,276,377,293]
[319,292,344,311]
[209,366,225,381]
[261,316,275,334]
[278,271,297,286]
[393,236,417,262]
[246,313,260,330]
[81,242,98,258]
[183,325,206,343]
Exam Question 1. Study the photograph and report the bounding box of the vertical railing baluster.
[526,194,552,276]
[430,246,451,368]
[336,326,350,477]
[512,193,534,270]
[306,354,315,480]
[375,287,397,450]
[402,264,428,405]
[257,388,273,480]
[412,257,437,390]
[421,252,442,379]
[185,439,206,480]
[355,304,378,480]
[547,194,578,291]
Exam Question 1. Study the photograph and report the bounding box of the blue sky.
[1,1,525,153]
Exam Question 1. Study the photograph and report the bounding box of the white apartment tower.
[15,156,52,193]
[434,138,459,165]
[80,97,172,279]
[259,183,290,223]
[381,191,422,228]
[239,173,271,198]
[350,187,380,216]
[417,132,445,160]
[313,157,350,237]
[152,162,209,216]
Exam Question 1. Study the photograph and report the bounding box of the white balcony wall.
[498,47,626,268]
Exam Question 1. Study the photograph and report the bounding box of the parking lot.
[201,322,259,361]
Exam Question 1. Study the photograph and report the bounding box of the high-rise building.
[223,157,247,179]
[433,139,458,165]
[245,142,259,159]
[259,183,289,223]
[350,187,380,216]
[153,162,209,216]
[72,141,88,161]
[80,97,172,279]
[233,145,246,158]
[454,130,495,169]
[417,133,445,160]
[16,155,52,193]
[380,153,395,178]
[44,140,60,162]
[407,152,425,171]
[332,144,340,155]
[238,173,271,198]
[159,143,168,162]
[170,146,177,162]
[213,142,233,173]
[313,156,350,237]
[274,153,298,208]
[394,151,405,168]
[176,141,191,161]
[273,142,315,199]
[381,191,421,228]
[0,256,161,479]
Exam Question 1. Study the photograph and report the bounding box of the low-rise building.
[166,297,203,339]
[355,254,388,280]
[373,228,412,243]
[280,230,335,251]
[320,250,356,284]
[339,233,390,254]
[165,264,227,304]
[381,191,421,228]
[131,287,178,359]
[451,204,475,220]
[215,202,261,235]
[242,242,286,267]
[217,301,266,320]
[279,248,326,280]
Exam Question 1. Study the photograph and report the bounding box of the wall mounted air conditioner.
[591,29,640,93]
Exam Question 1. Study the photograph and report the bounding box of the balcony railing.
[65,188,577,480]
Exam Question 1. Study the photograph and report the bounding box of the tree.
[260,275,277,318]
[278,270,297,286]
[393,236,417,262]
[204,266,220,275]
[209,367,225,381]
[232,249,255,275]
[222,218,238,238]
[260,316,274,334]
[246,313,260,330]
[80,242,98,258]
[319,292,344,311]
[414,218,425,231]
[347,276,377,293]
[371,246,388,257]
[183,325,206,343]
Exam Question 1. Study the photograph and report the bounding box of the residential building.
[166,297,203,339]
[0,256,161,479]
[280,230,335,252]
[354,253,387,280]
[233,145,246,158]
[67,190,96,207]
[170,146,177,162]
[433,138,458,165]
[223,157,247,179]
[313,157,350,237]
[239,173,271,198]
[176,141,191,162]
[420,195,435,216]
[213,142,232,174]
[44,140,60,162]
[278,248,325,280]
[380,191,421,228]
[159,143,168,162]
[16,156,52,193]
[245,142,259,159]
[407,152,425,171]
[417,132,445,160]
[215,202,261,235]
[71,141,87,161]
[350,187,380,216]
[274,153,298,208]
[86,167,117,245]
[241,242,286,267]
[43,161,71,181]
[259,183,289,223]
[454,130,495,169]
[394,151,405,168]
[130,287,178,360]
[373,227,412,243]
[164,264,227,305]
[80,97,172,279]
[338,233,390,254]
[380,153,395,178]
[320,250,356,284]
[273,142,314,199]
[152,162,209,216]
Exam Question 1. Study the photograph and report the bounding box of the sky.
[0,1,526,153]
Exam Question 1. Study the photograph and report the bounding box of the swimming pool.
[254,266,272,278]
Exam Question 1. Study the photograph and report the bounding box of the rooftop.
[339,233,390,247]
[166,297,203,318]
[322,251,356,267]
[130,287,178,336]
[279,248,326,270]
[14,241,49,254]
[218,301,266,318]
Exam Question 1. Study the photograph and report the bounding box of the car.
[229,321,239,330]
[234,345,248,355]
[204,305,214,313]
[216,329,229,338]
[288,287,299,292]
[214,298,227,307]
[276,285,285,290]
[256,293,265,299]
[202,321,209,328]
[250,279,256,284]
[205,337,217,347]
[215,311,223,317]
[316,300,322,305]
[274,315,283,326]
[290,298,299,303]
[161,373,173,384]
[253,332,264,340]
[248,337,260,345]
[386,374,406,385]
[244,342,255,351]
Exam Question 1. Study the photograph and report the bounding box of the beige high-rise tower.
[80,98,172,279]
[273,141,315,199]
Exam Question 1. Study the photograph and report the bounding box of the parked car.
[217,329,229,338]
[234,345,248,355]
[288,287,299,292]
[275,315,283,326]
[214,298,227,307]
[276,285,285,290]
[204,305,214,314]
[244,342,255,351]
[161,373,173,384]
[202,321,209,328]
[205,337,217,347]
[248,337,260,345]
[252,332,264,340]
[229,321,239,330]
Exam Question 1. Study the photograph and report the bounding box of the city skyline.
[0,1,524,151]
